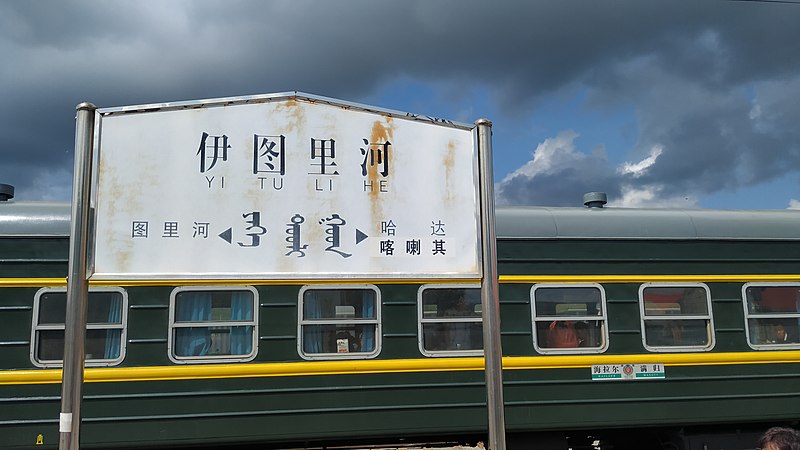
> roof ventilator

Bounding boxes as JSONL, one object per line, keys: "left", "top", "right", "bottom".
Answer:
{"left": 583, "top": 191, "right": 607, "bottom": 208}
{"left": 0, "top": 184, "right": 14, "bottom": 202}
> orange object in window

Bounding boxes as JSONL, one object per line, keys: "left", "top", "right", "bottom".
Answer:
{"left": 547, "top": 320, "right": 580, "bottom": 348}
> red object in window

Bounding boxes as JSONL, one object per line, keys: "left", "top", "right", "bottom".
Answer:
{"left": 760, "top": 288, "right": 799, "bottom": 312}
{"left": 547, "top": 321, "right": 579, "bottom": 348}
{"left": 645, "top": 291, "right": 683, "bottom": 304}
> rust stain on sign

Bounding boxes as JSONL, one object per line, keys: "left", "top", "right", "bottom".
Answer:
{"left": 275, "top": 99, "right": 304, "bottom": 135}
{"left": 367, "top": 118, "right": 395, "bottom": 230}
{"left": 97, "top": 143, "right": 144, "bottom": 274}
{"left": 443, "top": 140, "right": 458, "bottom": 206}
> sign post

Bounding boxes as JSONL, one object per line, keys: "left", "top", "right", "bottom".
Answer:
{"left": 59, "top": 102, "right": 96, "bottom": 450}
{"left": 476, "top": 119, "right": 506, "bottom": 450}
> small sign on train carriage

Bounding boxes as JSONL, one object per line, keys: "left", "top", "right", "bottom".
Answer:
{"left": 591, "top": 364, "right": 666, "bottom": 381}
{"left": 89, "top": 93, "right": 481, "bottom": 280}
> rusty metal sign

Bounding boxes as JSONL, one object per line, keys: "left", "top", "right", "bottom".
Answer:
{"left": 90, "top": 92, "right": 480, "bottom": 280}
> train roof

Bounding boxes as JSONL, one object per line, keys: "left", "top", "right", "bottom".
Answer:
{"left": 496, "top": 206, "right": 800, "bottom": 240}
{"left": 0, "top": 201, "right": 71, "bottom": 236}
{"left": 2, "top": 201, "right": 800, "bottom": 241}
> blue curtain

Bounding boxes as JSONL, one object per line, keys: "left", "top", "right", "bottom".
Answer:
{"left": 103, "top": 296, "right": 122, "bottom": 359}
{"left": 229, "top": 291, "right": 253, "bottom": 355}
{"left": 361, "top": 294, "right": 375, "bottom": 352}
{"left": 304, "top": 295, "right": 323, "bottom": 353}
{"left": 175, "top": 292, "right": 212, "bottom": 356}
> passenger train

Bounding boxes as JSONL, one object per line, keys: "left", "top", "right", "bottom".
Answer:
{"left": 1, "top": 186, "right": 799, "bottom": 449}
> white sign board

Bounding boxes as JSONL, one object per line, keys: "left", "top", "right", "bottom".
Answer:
{"left": 91, "top": 93, "right": 480, "bottom": 280}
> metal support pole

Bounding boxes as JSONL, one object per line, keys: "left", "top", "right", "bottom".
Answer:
{"left": 476, "top": 118, "right": 506, "bottom": 450}
{"left": 59, "top": 102, "right": 96, "bottom": 450}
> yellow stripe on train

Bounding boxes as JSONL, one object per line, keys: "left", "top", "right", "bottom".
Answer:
{"left": 4, "top": 274, "right": 800, "bottom": 287}
{"left": 2, "top": 351, "right": 800, "bottom": 386}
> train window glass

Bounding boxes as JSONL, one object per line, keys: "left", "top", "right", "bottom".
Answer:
{"left": 742, "top": 283, "right": 800, "bottom": 350}
{"left": 531, "top": 284, "right": 608, "bottom": 354}
{"left": 639, "top": 284, "right": 714, "bottom": 352}
{"left": 418, "top": 284, "right": 482, "bottom": 357}
{"left": 168, "top": 286, "right": 258, "bottom": 364}
{"left": 298, "top": 285, "right": 381, "bottom": 360}
{"left": 31, "top": 287, "right": 127, "bottom": 368}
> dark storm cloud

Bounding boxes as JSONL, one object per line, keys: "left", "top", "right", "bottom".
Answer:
{"left": 1, "top": 0, "right": 799, "bottom": 204}
{"left": 582, "top": 49, "right": 800, "bottom": 204}
{"left": 493, "top": 0, "right": 800, "bottom": 207}
{"left": 498, "top": 57, "right": 800, "bottom": 207}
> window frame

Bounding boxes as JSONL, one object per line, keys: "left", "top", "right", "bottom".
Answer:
{"left": 638, "top": 282, "right": 715, "bottom": 353}
{"left": 297, "top": 284, "right": 381, "bottom": 361}
{"left": 167, "top": 285, "right": 259, "bottom": 364}
{"left": 30, "top": 286, "right": 128, "bottom": 368}
{"left": 530, "top": 283, "right": 609, "bottom": 355}
{"left": 417, "top": 283, "right": 482, "bottom": 357}
{"left": 742, "top": 282, "right": 800, "bottom": 351}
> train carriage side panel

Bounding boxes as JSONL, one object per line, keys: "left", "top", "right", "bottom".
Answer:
{"left": 496, "top": 206, "right": 800, "bottom": 437}
{"left": 3, "top": 201, "right": 800, "bottom": 449}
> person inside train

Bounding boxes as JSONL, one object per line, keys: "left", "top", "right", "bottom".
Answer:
{"left": 774, "top": 323, "right": 789, "bottom": 343}
{"left": 547, "top": 320, "right": 580, "bottom": 348}
{"left": 769, "top": 322, "right": 797, "bottom": 344}
{"left": 758, "top": 426, "right": 800, "bottom": 450}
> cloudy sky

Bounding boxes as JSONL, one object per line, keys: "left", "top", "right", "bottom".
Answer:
{"left": 2, "top": 0, "right": 799, "bottom": 209}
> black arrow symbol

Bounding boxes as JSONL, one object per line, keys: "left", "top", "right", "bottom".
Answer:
{"left": 218, "top": 228, "right": 232, "bottom": 244}
{"left": 355, "top": 228, "right": 368, "bottom": 245}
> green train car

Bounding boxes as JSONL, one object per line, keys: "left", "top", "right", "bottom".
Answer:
{"left": 2, "top": 196, "right": 799, "bottom": 449}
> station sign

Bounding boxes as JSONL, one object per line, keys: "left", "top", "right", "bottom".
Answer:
{"left": 90, "top": 93, "right": 480, "bottom": 280}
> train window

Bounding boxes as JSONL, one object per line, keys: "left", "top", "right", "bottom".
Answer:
{"left": 639, "top": 284, "right": 714, "bottom": 352}
{"left": 418, "top": 284, "right": 482, "bottom": 357}
{"left": 298, "top": 285, "right": 380, "bottom": 360}
{"left": 30, "top": 287, "right": 127, "bottom": 368}
{"left": 531, "top": 284, "right": 608, "bottom": 354}
{"left": 742, "top": 283, "right": 800, "bottom": 350}
{"left": 168, "top": 286, "right": 258, "bottom": 364}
